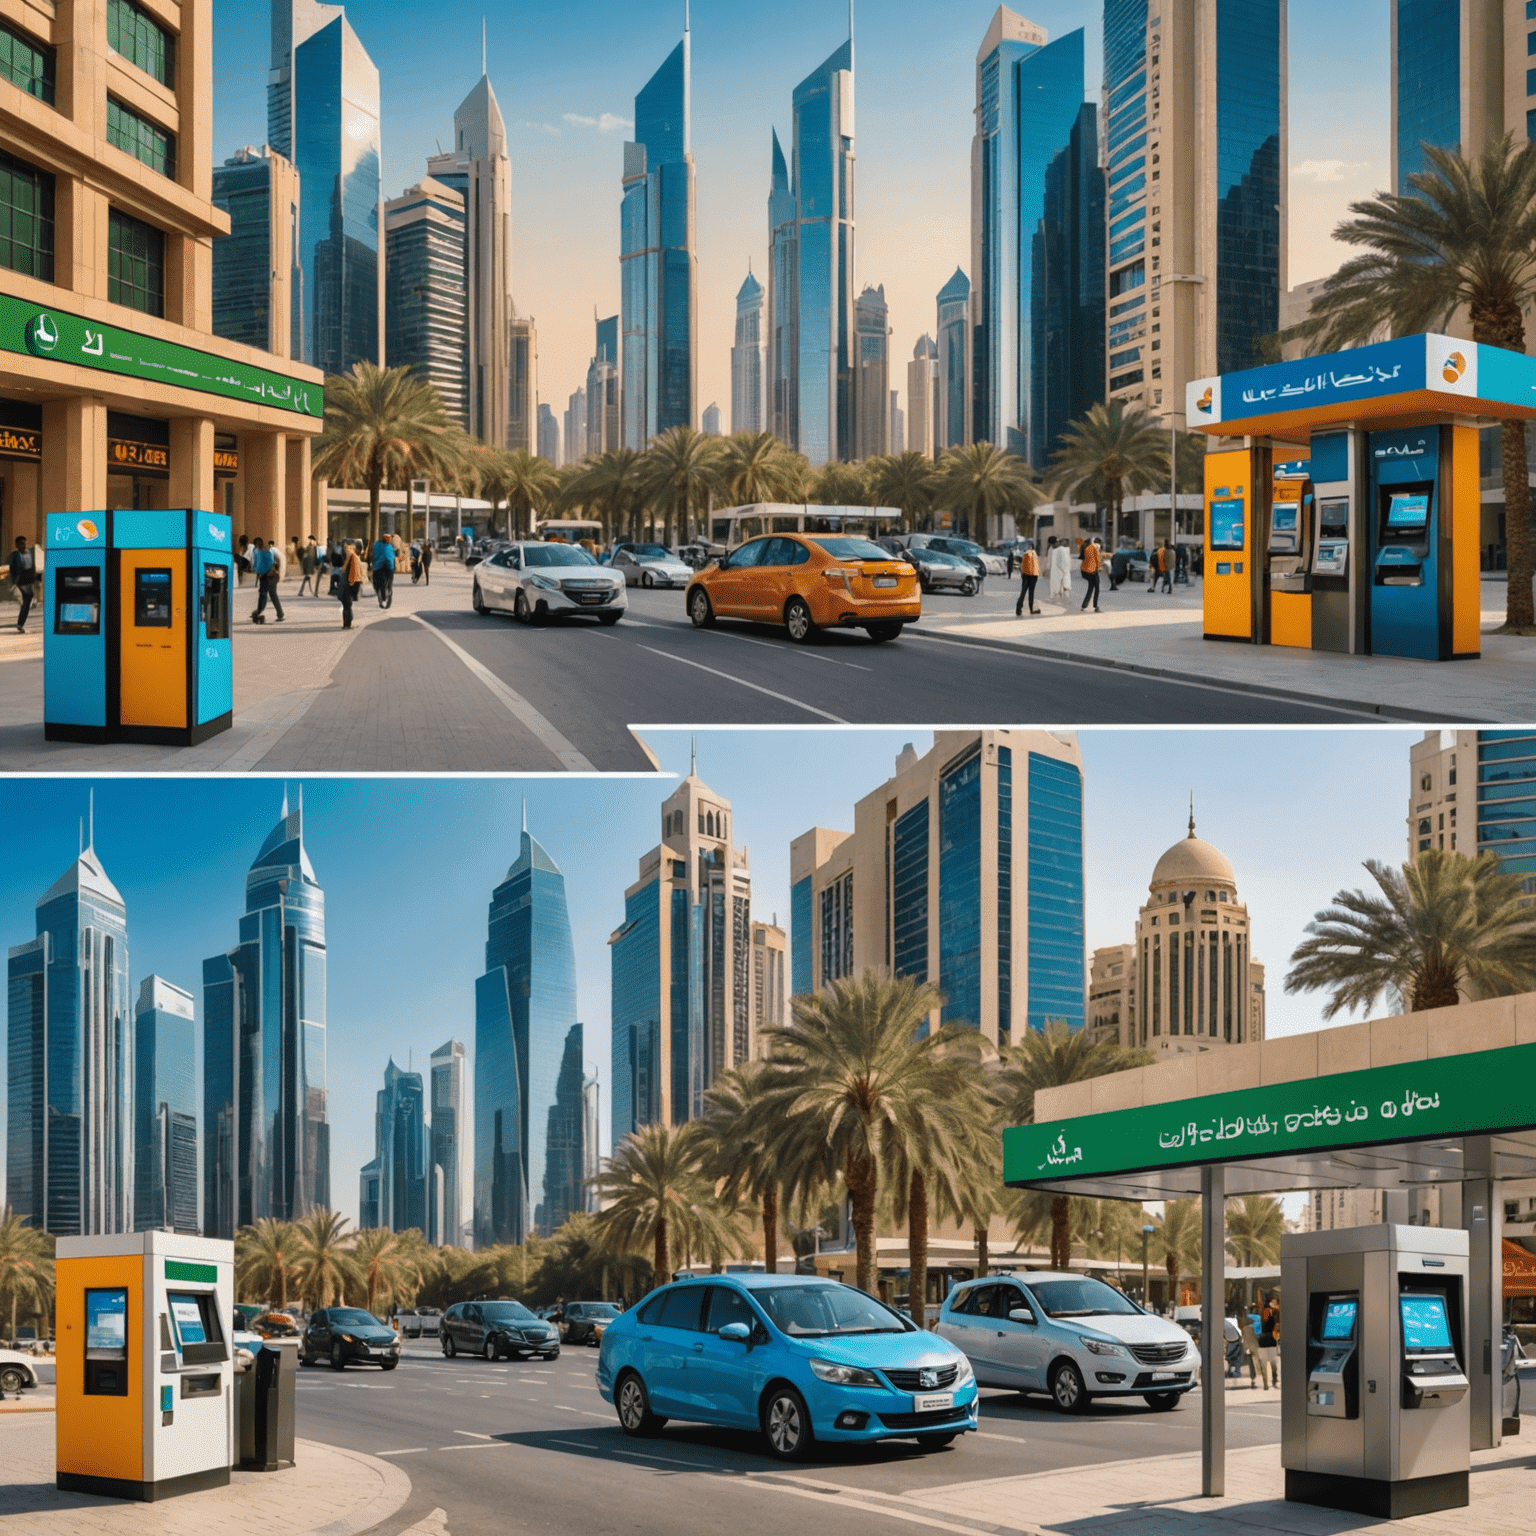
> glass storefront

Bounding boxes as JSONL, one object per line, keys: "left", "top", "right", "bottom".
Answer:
{"left": 105, "top": 411, "right": 169, "bottom": 511}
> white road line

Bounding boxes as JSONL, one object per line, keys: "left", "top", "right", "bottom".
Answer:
{"left": 738, "top": 1477, "right": 994, "bottom": 1534}
{"left": 553, "top": 1404, "right": 610, "bottom": 1419}
{"left": 544, "top": 1440, "right": 713, "bottom": 1471}
{"left": 700, "top": 626, "right": 875, "bottom": 673}
{"left": 453, "top": 1430, "right": 493, "bottom": 1439}
{"left": 972, "top": 1430, "right": 1027, "bottom": 1442}
{"left": 635, "top": 646, "right": 848, "bottom": 722}
{"left": 408, "top": 613, "right": 596, "bottom": 769}
{"left": 436, "top": 1442, "right": 512, "bottom": 1452}
{"left": 375, "top": 1448, "right": 429, "bottom": 1457}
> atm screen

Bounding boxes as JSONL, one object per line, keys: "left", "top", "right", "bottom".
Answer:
{"left": 1400, "top": 1293, "right": 1452, "bottom": 1352}
{"left": 1272, "top": 506, "right": 1299, "bottom": 532}
{"left": 1322, "top": 1298, "right": 1358, "bottom": 1341}
{"left": 1319, "top": 498, "right": 1350, "bottom": 538}
{"left": 1210, "top": 498, "right": 1245, "bottom": 551}
{"left": 1386, "top": 493, "right": 1429, "bottom": 532}
{"left": 134, "top": 569, "right": 173, "bottom": 627}
{"left": 168, "top": 1293, "right": 208, "bottom": 1346}
{"left": 86, "top": 1288, "right": 128, "bottom": 1353}
{"left": 55, "top": 569, "right": 101, "bottom": 635}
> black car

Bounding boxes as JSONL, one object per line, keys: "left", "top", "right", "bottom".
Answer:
{"left": 559, "top": 1301, "right": 621, "bottom": 1346}
{"left": 441, "top": 1299, "right": 560, "bottom": 1361}
{"left": 301, "top": 1306, "right": 400, "bottom": 1371}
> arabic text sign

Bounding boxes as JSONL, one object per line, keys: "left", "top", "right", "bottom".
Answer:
{"left": 1, "top": 291, "right": 322, "bottom": 420}
{"left": 1002, "top": 1040, "right": 1536, "bottom": 1187}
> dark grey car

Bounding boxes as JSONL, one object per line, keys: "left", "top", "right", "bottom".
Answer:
{"left": 441, "top": 1300, "right": 560, "bottom": 1361}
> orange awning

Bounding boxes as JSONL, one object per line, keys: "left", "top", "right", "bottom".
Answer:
{"left": 1503, "top": 1239, "right": 1536, "bottom": 1298}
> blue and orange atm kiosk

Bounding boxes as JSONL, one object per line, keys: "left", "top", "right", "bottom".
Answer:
{"left": 1188, "top": 334, "right": 1536, "bottom": 662}
{"left": 44, "top": 509, "right": 233, "bottom": 745}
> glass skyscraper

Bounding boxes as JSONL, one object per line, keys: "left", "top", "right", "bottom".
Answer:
{"left": 621, "top": 17, "right": 697, "bottom": 448}
{"left": 7, "top": 830, "right": 132, "bottom": 1236}
{"left": 134, "top": 976, "right": 198, "bottom": 1236}
{"left": 430, "top": 1039, "right": 469, "bottom": 1246}
{"left": 731, "top": 268, "right": 764, "bottom": 434}
{"left": 1394, "top": 0, "right": 1461, "bottom": 192}
{"left": 203, "top": 792, "right": 329, "bottom": 1238}
{"left": 211, "top": 145, "right": 302, "bottom": 359}
{"left": 854, "top": 283, "right": 889, "bottom": 460}
{"left": 359, "top": 1058, "right": 431, "bottom": 1237}
{"left": 935, "top": 268, "right": 970, "bottom": 451}
{"left": 384, "top": 178, "right": 468, "bottom": 428}
{"left": 474, "top": 818, "right": 584, "bottom": 1246}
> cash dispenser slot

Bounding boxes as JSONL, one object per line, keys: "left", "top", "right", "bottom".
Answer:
{"left": 1374, "top": 485, "right": 1432, "bottom": 588}
{"left": 1307, "top": 1292, "right": 1360, "bottom": 1419}
{"left": 1315, "top": 496, "right": 1350, "bottom": 580}
{"left": 1399, "top": 1285, "right": 1468, "bottom": 1410}
{"left": 1269, "top": 479, "right": 1313, "bottom": 593}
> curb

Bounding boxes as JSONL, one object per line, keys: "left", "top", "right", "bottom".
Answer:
{"left": 300, "top": 1440, "right": 413, "bottom": 1536}
{"left": 0, "top": 1401, "right": 55, "bottom": 1413}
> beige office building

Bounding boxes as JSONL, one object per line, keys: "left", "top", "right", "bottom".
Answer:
{"left": 751, "top": 918, "right": 787, "bottom": 1049}
{"left": 1408, "top": 729, "right": 1474, "bottom": 857}
{"left": 0, "top": 0, "right": 323, "bottom": 552}
{"left": 906, "top": 334, "right": 936, "bottom": 459}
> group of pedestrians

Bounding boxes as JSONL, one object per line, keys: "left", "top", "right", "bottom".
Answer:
{"left": 231, "top": 531, "right": 435, "bottom": 630}
{"left": 1008, "top": 534, "right": 1193, "bottom": 616}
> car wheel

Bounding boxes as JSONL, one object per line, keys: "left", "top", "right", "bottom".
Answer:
{"left": 301, "top": 1349, "right": 318, "bottom": 1367}
{"left": 598, "top": 612, "right": 622, "bottom": 626}
{"left": 866, "top": 621, "right": 903, "bottom": 643}
{"left": 762, "top": 1384, "right": 814, "bottom": 1461}
{"left": 1144, "top": 1391, "right": 1182, "bottom": 1411}
{"left": 641, "top": 569, "right": 655, "bottom": 588}
{"left": 688, "top": 588, "right": 716, "bottom": 628}
{"left": 443, "top": 1334, "right": 457, "bottom": 1358}
{"left": 380, "top": 1361, "right": 398, "bottom": 1372}
{"left": 0, "top": 1365, "right": 26, "bottom": 1394}
{"left": 514, "top": 590, "right": 531, "bottom": 623}
{"left": 784, "top": 597, "right": 816, "bottom": 644}
{"left": 616, "top": 1372, "right": 666, "bottom": 1437}
{"left": 485, "top": 1337, "right": 499, "bottom": 1361}
{"left": 1049, "top": 1360, "right": 1089, "bottom": 1414}
{"left": 917, "top": 1433, "right": 958, "bottom": 1449}
{"left": 961, "top": 576, "right": 977, "bottom": 596}
{"left": 330, "top": 1343, "right": 346, "bottom": 1372}
{"left": 472, "top": 582, "right": 488, "bottom": 615}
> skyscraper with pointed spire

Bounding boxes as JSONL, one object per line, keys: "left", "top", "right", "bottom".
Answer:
{"left": 7, "top": 804, "right": 133, "bottom": 1236}
{"left": 621, "top": 6, "right": 698, "bottom": 447}
{"left": 203, "top": 789, "right": 330, "bottom": 1238}
{"left": 732, "top": 267, "right": 764, "bottom": 434}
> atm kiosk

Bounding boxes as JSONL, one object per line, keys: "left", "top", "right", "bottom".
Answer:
{"left": 1282, "top": 1224, "right": 1470, "bottom": 1519}
{"left": 56, "top": 1231, "right": 235, "bottom": 1501}
{"left": 1266, "top": 471, "right": 1314, "bottom": 648}
{"left": 44, "top": 509, "right": 233, "bottom": 746}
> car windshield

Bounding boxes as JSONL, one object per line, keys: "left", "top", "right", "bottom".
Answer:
{"left": 806, "top": 537, "right": 893, "bottom": 561}
{"left": 757, "top": 1284, "right": 909, "bottom": 1337}
{"left": 523, "top": 544, "right": 596, "bottom": 568}
{"left": 1025, "top": 1278, "right": 1142, "bottom": 1319}
{"left": 581, "top": 1303, "right": 620, "bottom": 1318}
{"left": 479, "top": 1301, "right": 537, "bottom": 1322}
{"left": 327, "top": 1309, "right": 384, "bottom": 1328}
{"left": 630, "top": 546, "right": 671, "bottom": 560}
{"left": 946, "top": 540, "right": 983, "bottom": 556}
{"left": 923, "top": 550, "right": 965, "bottom": 566}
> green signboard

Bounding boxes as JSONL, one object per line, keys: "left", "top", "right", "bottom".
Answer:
{"left": 2, "top": 292, "right": 321, "bottom": 420}
{"left": 1003, "top": 1041, "right": 1536, "bottom": 1187}
{"left": 165, "top": 1260, "right": 218, "bottom": 1283}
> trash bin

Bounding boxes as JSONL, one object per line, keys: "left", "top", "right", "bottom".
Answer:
{"left": 239, "top": 1339, "right": 298, "bottom": 1471}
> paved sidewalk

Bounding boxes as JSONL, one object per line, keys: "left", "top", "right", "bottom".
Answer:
{"left": 0, "top": 1413, "right": 410, "bottom": 1535}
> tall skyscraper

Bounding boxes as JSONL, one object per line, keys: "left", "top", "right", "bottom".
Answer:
{"left": 854, "top": 284, "right": 890, "bottom": 461}
{"left": 564, "top": 387, "right": 588, "bottom": 468}
{"left": 134, "top": 977, "right": 198, "bottom": 1236}
{"left": 1408, "top": 730, "right": 1536, "bottom": 892}
{"left": 509, "top": 314, "right": 536, "bottom": 453}
{"left": 268, "top": 1, "right": 383, "bottom": 373}
{"left": 908, "top": 335, "right": 938, "bottom": 458}
{"left": 611, "top": 750, "right": 753, "bottom": 1142}
{"left": 702, "top": 402, "right": 722, "bottom": 435}
{"left": 621, "top": 13, "right": 698, "bottom": 447}
{"left": 935, "top": 269, "right": 970, "bottom": 451}
{"left": 790, "top": 731, "right": 1086, "bottom": 1044}
{"left": 732, "top": 268, "right": 765, "bottom": 433}
{"left": 7, "top": 822, "right": 132, "bottom": 1236}
{"left": 427, "top": 68, "right": 516, "bottom": 445}
{"left": 474, "top": 815, "right": 585, "bottom": 1247}
{"left": 384, "top": 178, "right": 469, "bottom": 429}
{"left": 430, "top": 1039, "right": 470, "bottom": 1246}
{"left": 767, "top": 23, "right": 857, "bottom": 465}
{"left": 969, "top": 10, "right": 1104, "bottom": 467}
{"left": 537, "top": 403, "right": 560, "bottom": 462}
{"left": 359, "top": 1059, "right": 431, "bottom": 1237}
{"left": 1103, "top": 0, "right": 1287, "bottom": 418}
{"left": 890, "top": 389, "right": 904, "bottom": 454}
{"left": 586, "top": 315, "right": 621, "bottom": 455}
{"left": 203, "top": 792, "right": 329, "bottom": 1239}
{"left": 211, "top": 146, "right": 302, "bottom": 358}
{"left": 751, "top": 919, "right": 787, "bottom": 1043}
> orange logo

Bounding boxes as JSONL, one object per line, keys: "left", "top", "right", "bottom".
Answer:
{"left": 76, "top": 519, "right": 98, "bottom": 541}
{"left": 1442, "top": 351, "right": 1466, "bottom": 384}
{"left": 1196, "top": 387, "right": 1213, "bottom": 414}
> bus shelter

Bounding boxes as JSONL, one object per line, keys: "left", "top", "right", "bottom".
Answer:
{"left": 1005, "top": 999, "right": 1536, "bottom": 1499}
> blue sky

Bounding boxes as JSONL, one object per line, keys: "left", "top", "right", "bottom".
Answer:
{"left": 211, "top": 0, "right": 1389, "bottom": 444}
{"left": 0, "top": 727, "right": 1418, "bottom": 1228}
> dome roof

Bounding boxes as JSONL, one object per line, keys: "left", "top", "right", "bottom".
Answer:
{"left": 1150, "top": 814, "right": 1236, "bottom": 889}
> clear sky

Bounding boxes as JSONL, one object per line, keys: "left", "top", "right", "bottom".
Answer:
{"left": 210, "top": 0, "right": 1389, "bottom": 448}
{"left": 0, "top": 726, "right": 1419, "bottom": 1229}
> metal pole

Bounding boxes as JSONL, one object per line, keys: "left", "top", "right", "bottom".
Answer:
{"left": 1201, "top": 1163, "right": 1225, "bottom": 1497}
{"left": 1141, "top": 1224, "right": 1154, "bottom": 1307}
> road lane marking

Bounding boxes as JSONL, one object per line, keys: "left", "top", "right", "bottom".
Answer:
{"left": 453, "top": 1430, "right": 493, "bottom": 1439}
{"left": 972, "top": 1431, "right": 1027, "bottom": 1442}
{"left": 553, "top": 1404, "right": 609, "bottom": 1418}
{"left": 376, "top": 1448, "right": 429, "bottom": 1457}
{"left": 543, "top": 1438, "right": 711, "bottom": 1471}
{"left": 407, "top": 613, "right": 597, "bottom": 769}
{"left": 436, "top": 1442, "right": 512, "bottom": 1452}
{"left": 635, "top": 646, "right": 848, "bottom": 722}
{"left": 740, "top": 1476, "right": 1001, "bottom": 1534}
{"left": 626, "top": 615, "right": 875, "bottom": 671}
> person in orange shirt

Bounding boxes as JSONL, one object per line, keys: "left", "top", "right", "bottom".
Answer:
{"left": 1079, "top": 537, "right": 1103, "bottom": 613}
{"left": 1014, "top": 541, "right": 1041, "bottom": 616}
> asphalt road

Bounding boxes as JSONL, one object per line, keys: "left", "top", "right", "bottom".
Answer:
{"left": 296, "top": 1339, "right": 1283, "bottom": 1536}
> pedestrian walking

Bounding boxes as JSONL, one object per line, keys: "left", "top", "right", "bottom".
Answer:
{"left": 371, "top": 534, "right": 395, "bottom": 608}
{"left": 340, "top": 541, "right": 364, "bottom": 629}
{"left": 409, "top": 541, "right": 423, "bottom": 584}
{"left": 235, "top": 534, "right": 251, "bottom": 586}
{"left": 421, "top": 539, "right": 433, "bottom": 586}
{"left": 1175, "top": 542, "right": 1189, "bottom": 585}
{"left": 8, "top": 535, "right": 37, "bottom": 632}
{"left": 1047, "top": 537, "right": 1072, "bottom": 602}
{"left": 249, "top": 538, "right": 285, "bottom": 623}
{"left": 298, "top": 536, "right": 319, "bottom": 596}
{"left": 1108, "top": 545, "right": 1130, "bottom": 591}
{"left": 1240, "top": 1310, "right": 1268, "bottom": 1389}
{"left": 1079, "top": 536, "right": 1102, "bottom": 612}
{"left": 1014, "top": 541, "right": 1040, "bottom": 616}
{"left": 1258, "top": 1293, "right": 1281, "bottom": 1387}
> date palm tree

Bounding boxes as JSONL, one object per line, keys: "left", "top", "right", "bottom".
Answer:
{"left": 1285, "top": 847, "right": 1536, "bottom": 1016}
{"left": 291, "top": 1209, "right": 357, "bottom": 1311}
{"left": 495, "top": 449, "right": 561, "bottom": 541}
{"left": 311, "top": 362, "right": 469, "bottom": 547}
{"left": 939, "top": 442, "right": 1041, "bottom": 545}
{"left": 807, "top": 460, "right": 872, "bottom": 507}
{"left": 566, "top": 447, "right": 648, "bottom": 545}
{"left": 717, "top": 432, "right": 808, "bottom": 506}
{"left": 0, "top": 1208, "right": 53, "bottom": 1345}
{"left": 234, "top": 1217, "right": 299, "bottom": 1310}
{"left": 639, "top": 426, "right": 726, "bottom": 548}
{"left": 701, "top": 1060, "right": 787, "bottom": 1274}
{"left": 1293, "top": 135, "right": 1536, "bottom": 631}
{"left": 350, "top": 1226, "right": 424, "bottom": 1316}
{"left": 1225, "top": 1195, "right": 1285, "bottom": 1267}
{"left": 1153, "top": 1198, "right": 1203, "bottom": 1308}
{"left": 867, "top": 451, "right": 942, "bottom": 532}
{"left": 1046, "top": 400, "right": 1169, "bottom": 547}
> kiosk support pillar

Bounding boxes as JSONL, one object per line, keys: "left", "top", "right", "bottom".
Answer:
{"left": 1461, "top": 1136, "right": 1503, "bottom": 1451}
{"left": 1201, "top": 1162, "right": 1225, "bottom": 1497}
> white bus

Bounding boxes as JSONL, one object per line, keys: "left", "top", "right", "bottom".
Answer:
{"left": 706, "top": 503, "right": 903, "bottom": 550}
{"left": 534, "top": 518, "right": 604, "bottom": 546}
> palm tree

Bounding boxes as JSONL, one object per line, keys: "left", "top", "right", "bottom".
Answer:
{"left": 717, "top": 432, "right": 808, "bottom": 506}
{"left": 867, "top": 451, "right": 941, "bottom": 532}
{"left": 1225, "top": 1195, "right": 1285, "bottom": 1267}
{"left": 1286, "top": 847, "right": 1536, "bottom": 1016}
{"left": 350, "top": 1227, "right": 423, "bottom": 1316}
{"left": 639, "top": 426, "right": 726, "bottom": 547}
{"left": 1078, "top": 1198, "right": 1149, "bottom": 1277}
{"left": 701, "top": 1060, "right": 787, "bottom": 1274}
{"left": 806, "top": 461, "right": 871, "bottom": 508}
{"left": 0, "top": 1208, "right": 53, "bottom": 1344}
{"left": 291, "top": 1208, "right": 357, "bottom": 1310}
{"left": 497, "top": 449, "right": 560, "bottom": 541}
{"left": 992, "top": 1022, "right": 1154, "bottom": 1270}
{"left": 1153, "top": 1198, "right": 1203, "bottom": 1308}
{"left": 235, "top": 1217, "right": 298, "bottom": 1309}
{"left": 1047, "top": 400, "right": 1169, "bottom": 547}
{"left": 311, "top": 362, "right": 468, "bottom": 547}
{"left": 939, "top": 442, "right": 1040, "bottom": 544}
{"left": 1294, "top": 135, "right": 1536, "bottom": 631}
{"left": 565, "top": 447, "right": 647, "bottom": 544}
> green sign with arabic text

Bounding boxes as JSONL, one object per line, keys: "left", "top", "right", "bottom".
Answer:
{"left": 1003, "top": 1041, "right": 1536, "bottom": 1187}
{"left": 1, "top": 292, "right": 321, "bottom": 419}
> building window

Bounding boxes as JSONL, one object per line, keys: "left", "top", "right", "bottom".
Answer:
{"left": 108, "top": 208, "right": 164, "bottom": 316}
{"left": 108, "top": 0, "right": 175, "bottom": 88}
{"left": 108, "top": 98, "right": 175, "bottom": 178}
{"left": 0, "top": 19, "right": 56, "bottom": 106}
{"left": 0, "top": 149, "right": 54, "bottom": 281}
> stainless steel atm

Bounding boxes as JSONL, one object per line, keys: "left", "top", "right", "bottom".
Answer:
{"left": 1282, "top": 1225, "right": 1470, "bottom": 1519}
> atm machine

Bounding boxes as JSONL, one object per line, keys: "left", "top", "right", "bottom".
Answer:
{"left": 1282, "top": 1224, "right": 1470, "bottom": 1519}
{"left": 1266, "top": 472, "right": 1314, "bottom": 648}
{"left": 1308, "top": 429, "right": 1363, "bottom": 655}
{"left": 1203, "top": 446, "right": 1270, "bottom": 642}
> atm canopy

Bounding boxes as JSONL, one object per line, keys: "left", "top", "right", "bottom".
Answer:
{"left": 1184, "top": 334, "right": 1536, "bottom": 444}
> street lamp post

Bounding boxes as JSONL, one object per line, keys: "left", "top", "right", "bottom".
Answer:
{"left": 1141, "top": 1223, "right": 1156, "bottom": 1307}
{"left": 1162, "top": 273, "right": 1206, "bottom": 552}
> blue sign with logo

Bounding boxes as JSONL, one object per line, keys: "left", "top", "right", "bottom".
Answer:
{"left": 1214, "top": 336, "right": 1427, "bottom": 425}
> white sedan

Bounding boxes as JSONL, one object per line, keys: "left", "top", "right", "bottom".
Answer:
{"left": 609, "top": 545, "right": 694, "bottom": 588}
{"left": 0, "top": 1348, "right": 41, "bottom": 1396}
{"left": 471, "top": 542, "right": 628, "bottom": 626}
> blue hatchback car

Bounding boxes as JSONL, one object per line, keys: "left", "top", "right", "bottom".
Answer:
{"left": 596, "top": 1274, "right": 978, "bottom": 1461}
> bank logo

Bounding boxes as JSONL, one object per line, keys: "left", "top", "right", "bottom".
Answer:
{"left": 25, "top": 313, "right": 59, "bottom": 356}
{"left": 1196, "top": 386, "right": 1213, "bottom": 415}
{"left": 206, "top": 522, "right": 227, "bottom": 543}
{"left": 76, "top": 519, "right": 98, "bottom": 542}
{"left": 1442, "top": 351, "right": 1467, "bottom": 384}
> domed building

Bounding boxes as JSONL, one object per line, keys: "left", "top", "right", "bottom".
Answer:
{"left": 1089, "top": 810, "right": 1265, "bottom": 1055}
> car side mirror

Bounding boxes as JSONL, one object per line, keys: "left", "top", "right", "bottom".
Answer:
{"left": 1009, "top": 1308, "right": 1036, "bottom": 1325}
{"left": 718, "top": 1322, "right": 751, "bottom": 1343}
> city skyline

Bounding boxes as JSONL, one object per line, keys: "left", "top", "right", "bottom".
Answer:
{"left": 208, "top": 0, "right": 1388, "bottom": 452}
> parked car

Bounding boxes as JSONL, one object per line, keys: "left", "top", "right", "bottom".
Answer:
{"left": 1116, "top": 547, "right": 1151, "bottom": 583}
{"left": 253, "top": 1311, "right": 302, "bottom": 1340}
{"left": 902, "top": 546, "right": 980, "bottom": 595}
{"left": 676, "top": 543, "right": 719, "bottom": 570}
{"left": 561, "top": 1301, "right": 623, "bottom": 1346}
{"left": 471, "top": 541, "right": 627, "bottom": 626}
{"left": 0, "top": 1347, "right": 41, "bottom": 1396}
{"left": 301, "top": 1306, "right": 401, "bottom": 1371}
{"left": 598, "top": 1274, "right": 977, "bottom": 1462}
{"left": 926, "top": 536, "right": 1006, "bottom": 578}
{"left": 936, "top": 1272, "right": 1199, "bottom": 1414}
{"left": 441, "top": 1300, "right": 560, "bottom": 1361}
{"left": 609, "top": 544, "right": 694, "bottom": 588}
{"left": 686, "top": 533, "right": 920, "bottom": 644}
{"left": 415, "top": 1307, "right": 442, "bottom": 1338}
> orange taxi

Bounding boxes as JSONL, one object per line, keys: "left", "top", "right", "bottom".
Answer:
{"left": 685, "top": 533, "right": 921, "bottom": 643}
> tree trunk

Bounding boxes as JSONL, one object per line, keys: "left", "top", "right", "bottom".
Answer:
{"left": 369, "top": 475, "right": 382, "bottom": 549}
{"left": 1051, "top": 1195, "right": 1071, "bottom": 1270}
{"left": 974, "top": 1224, "right": 990, "bottom": 1278}
{"left": 763, "top": 1186, "right": 779, "bottom": 1276}
{"left": 908, "top": 1170, "right": 929, "bottom": 1330}
{"left": 654, "top": 1217, "right": 669, "bottom": 1285}
{"left": 847, "top": 1155, "right": 879, "bottom": 1296}
{"left": 1411, "top": 964, "right": 1462, "bottom": 1011}
{"left": 1166, "top": 1252, "right": 1178, "bottom": 1307}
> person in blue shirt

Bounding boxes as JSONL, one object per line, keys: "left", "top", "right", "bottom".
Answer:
{"left": 371, "top": 536, "right": 395, "bottom": 609}
{"left": 250, "top": 537, "right": 284, "bottom": 623}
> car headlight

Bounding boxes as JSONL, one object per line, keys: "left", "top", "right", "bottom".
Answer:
{"left": 339, "top": 1334, "right": 356, "bottom": 1344}
{"left": 528, "top": 574, "right": 559, "bottom": 590}
{"left": 950, "top": 1354, "right": 975, "bottom": 1385}
{"left": 1078, "top": 1335, "right": 1131, "bottom": 1358}
{"left": 808, "top": 1358, "right": 882, "bottom": 1387}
